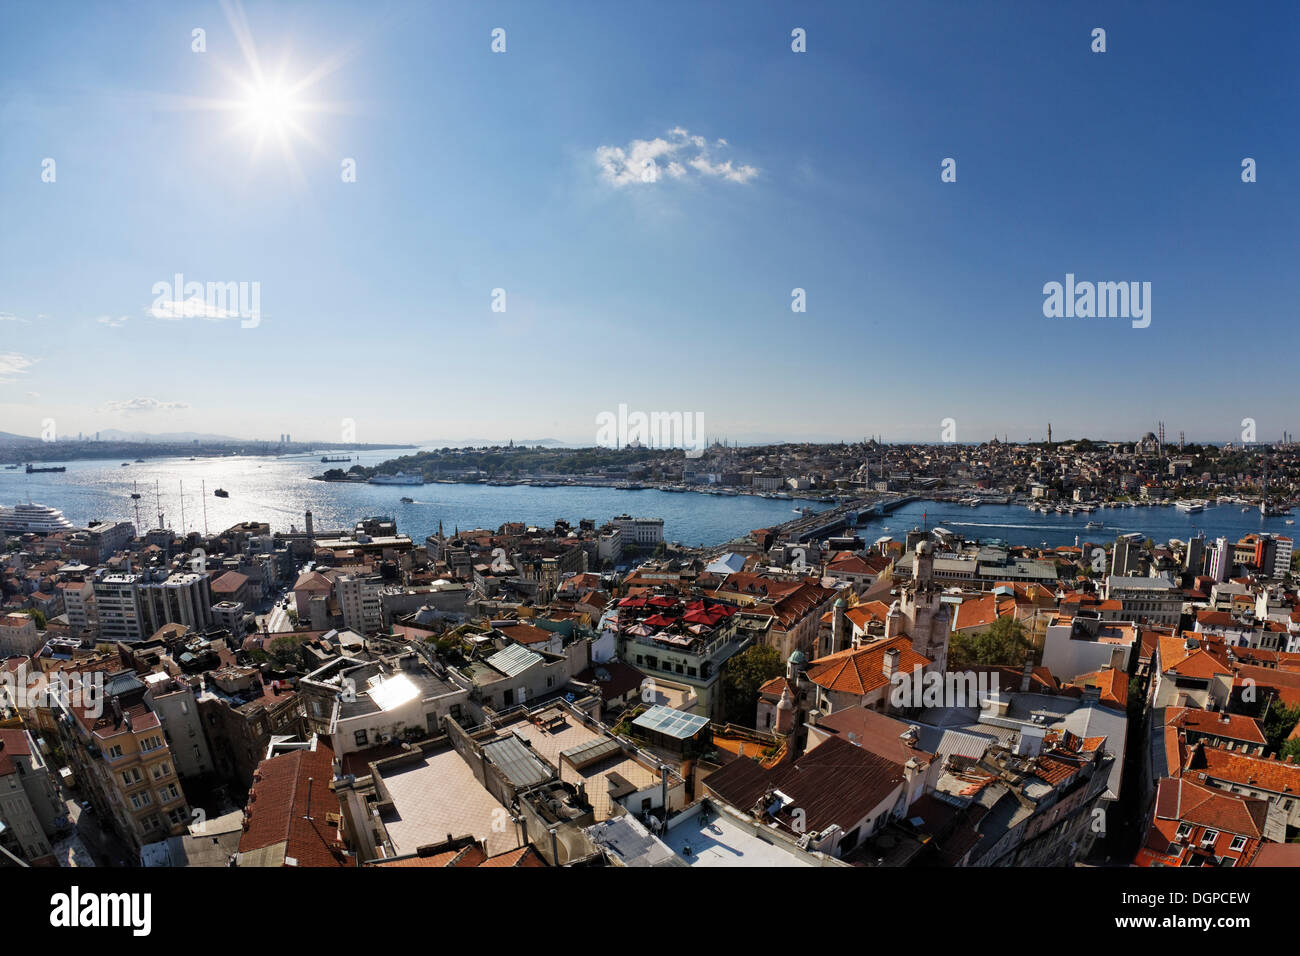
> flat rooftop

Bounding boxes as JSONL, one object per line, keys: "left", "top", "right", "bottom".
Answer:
{"left": 503, "top": 712, "right": 658, "bottom": 821}
{"left": 662, "top": 803, "right": 815, "bottom": 867}
{"left": 376, "top": 747, "right": 517, "bottom": 857}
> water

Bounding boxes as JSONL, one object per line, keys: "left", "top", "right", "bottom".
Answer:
{"left": 872, "top": 501, "right": 1293, "bottom": 548}
{"left": 0, "top": 451, "right": 833, "bottom": 548}
{"left": 3, "top": 453, "right": 1290, "bottom": 549}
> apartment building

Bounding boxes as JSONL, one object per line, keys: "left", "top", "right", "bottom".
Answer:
{"left": 609, "top": 515, "right": 664, "bottom": 547}
{"left": 92, "top": 569, "right": 214, "bottom": 643}
{"left": 0, "top": 613, "right": 41, "bottom": 659}
{"left": 337, "top": 573, "right": 383, "bottom": 634}
{"left": 54, "top": 670, "right": 191, "bottom": 853}
{"left": 0, "top": 728, "right": 64, "bottom": 866}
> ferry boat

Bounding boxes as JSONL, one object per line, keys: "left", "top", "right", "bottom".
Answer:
{"left": 1175, "top": 500, "right": 1206, "bottom": 514}
{"left": 1085, "top": 520, "right": 1103, "bottom": 529}
{"left": 369, "top": 472, "right": 426, "bottom": 486}
{"left": 400, "top": 496, "right": 414, "bottom": 504}
{"left": 0, "top": 502, "right": 75, "bottom": 534}
{"left": 213, "top": 488, "right": 229, "bottom": 498}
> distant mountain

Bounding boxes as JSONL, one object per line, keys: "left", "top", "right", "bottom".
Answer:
{"left": 412, "top": 437, "right": 569, "bottom": 448}
{"left": 94, "top": 429, "right": 244, "bottom": 443}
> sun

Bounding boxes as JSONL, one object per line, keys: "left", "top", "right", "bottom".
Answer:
{"left": 242, "top": 80, "right": 300, "bottom": 132}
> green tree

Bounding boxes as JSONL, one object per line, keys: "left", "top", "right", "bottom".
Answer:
{"left": 267, "top": 635, "right": 301, "bottom": 668}
{"left": 948, "top": 616, "right": 1034, "bottom": 669}
{"left": 1262, "top": 700, "right": 1300, "bottom": 753}
{"left": 721, "top": 644, "right": 784, "bottom": 727}
{"left": 20, "top": 609, "right": 46, "bottom": 629}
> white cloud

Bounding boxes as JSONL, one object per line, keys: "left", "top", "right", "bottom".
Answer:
{"left": 97, "top": 315, "right": 129, "bottom": 328}
{"left": 102, "top": 397, "right": 190, "bottom": 415}
{"left": 595, "top": 127, "right": 759, "bottom": 187}
{"left": 149, "top": 296, "right": 240, "bottom": 320}
{"left": 0, "top": 352, "right": 35, "bottom": 382}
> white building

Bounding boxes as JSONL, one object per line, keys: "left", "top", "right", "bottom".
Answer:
{"left": 610, "top": 515, "right": 664, "bottom": 547}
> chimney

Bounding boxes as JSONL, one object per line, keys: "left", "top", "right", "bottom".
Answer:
{"left": 882, "top": 647, "right": 900, "bottom": 682}
{"left": 1019, "top": 659, "right": 1034, "bottom": 693}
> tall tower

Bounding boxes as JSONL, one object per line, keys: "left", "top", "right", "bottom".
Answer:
{"left": 1047, "top": 423, "right": 1052, "bottom": 448}
{"left": 1158, "top": 421, "right": 1165, "bottom": 456}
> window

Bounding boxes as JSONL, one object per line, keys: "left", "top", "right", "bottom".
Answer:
{"left": 354, "top": 730, "right": 368, "bottom": 747}
{"left": 193, "top": 745, "right": 201, "bottom": 761}
{"left": 108, "top": 745, "right": 123, "bottom": 759}
{"left": 1175, "top": 822, "right": 1193, "bottom": 840}
{"left": 130, "top": 791, "right": 152, "bottom": 810}
{"left": 159, "top": 784, "right": 180, "bottom": 802}
{"left": 1229, "top": 836, "right": 1247, "bottom": 852}
{"left": 1201, "top": 828, "right": 1219, "bottom": 845}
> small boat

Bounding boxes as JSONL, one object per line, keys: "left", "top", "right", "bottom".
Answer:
{"left": 120, "top": 462, "right": 130, "bottom": 467}
{"left": 134, "top": 458, "right": 144, "bottom": 463}
{"left": 1288, "top": 520, "right": 1295, "bottom": 525}
{"left": 400, "top": 496, "right": 414, "bottom": 504}
{"left": 1085, "top": 521, "right": 1103, "bottom": 529}
{"left": 213, "top": 488, "right": 229, "bottom": 498}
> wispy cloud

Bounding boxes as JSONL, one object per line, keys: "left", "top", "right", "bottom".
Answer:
{"left": 0, "top": 352, "right": 36, "bottom": 382}
{"left": 148, "top": 296, "right": 242, "bottom": 320}
{"left": 0, "top": 312, "right": 30, "bottom": 324}
{"left": 97, "top": 314, "right": 129, "bottom": 328}
{"left": 595, "top": 127, "right": 759, "bottom": 187}
{"left": 102, "top": 397, "right": 190, "bottom": 415}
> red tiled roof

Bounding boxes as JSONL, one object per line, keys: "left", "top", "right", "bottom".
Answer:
{"left": 239, "top": 742, "right": 348, "bottom": 867}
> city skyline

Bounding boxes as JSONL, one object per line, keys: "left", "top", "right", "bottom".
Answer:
{"left": 2, "top": 1, "right": 1296, "bottom": 445}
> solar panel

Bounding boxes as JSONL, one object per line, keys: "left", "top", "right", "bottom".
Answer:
{"left": 633, "top": 705, "right": 709, "bottom": 740}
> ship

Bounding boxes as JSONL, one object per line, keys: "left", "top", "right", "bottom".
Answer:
{"left": 1085, "top": 521, "right": 1103, "bottom": 529}
{"left": 0, "top": 502, "right": 75, "bottom": 534}
{"left": 1175, "top": 500, "right": 1206, "bottom": 514}
{"left": 400, "top": 496, "right": 414, "bottom": 504}
{"left": 25, "top": 464, "right": 66, "bottom": 473}
{"left": 213, "top": 488, "right": 229, "bottom": 498}
{"left": 368, "top": 472, "right": 425, "bottom": 486}
{"left": 321, "top": 455, "right": 352, "bottom": 463}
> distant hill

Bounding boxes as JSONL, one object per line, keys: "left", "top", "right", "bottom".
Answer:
{"left": 95, "top": 429, "right": 244, "bottom": 443}
{"left": 0, "top": 431, "right": 36, "bottom": 444}
{"left": 412, "top": 437, "right": 568, "bottom": 448}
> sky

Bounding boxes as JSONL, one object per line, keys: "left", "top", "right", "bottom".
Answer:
{"left": 1, "top": 0, "right": 1297, "bottom": 447}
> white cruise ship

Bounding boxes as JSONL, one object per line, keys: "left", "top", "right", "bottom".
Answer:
{"left": 0, "top": 502, "right": 76, "bottom": 534}
{"left": 1175, "top": 500, "right": 1206, "bottom": 514}
{"left": 367, "top": 472, "right": 425, "bottom": 486}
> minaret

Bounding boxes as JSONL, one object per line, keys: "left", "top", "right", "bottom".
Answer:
{"left": 1047, "top": 423, "right": 1052, "bottom": 448}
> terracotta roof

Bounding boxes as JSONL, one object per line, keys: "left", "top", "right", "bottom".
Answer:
{"left": 1164, "top": 707, "right": 1267, "bottom": 745}
{"left": 239, "top": 741, "right": 349, "bottom": 867}
{"left": 704, "top": 734, "right": 905, "bottom": 835}
{"left": 805, "top": 637, "right": 930, "bottom": 696}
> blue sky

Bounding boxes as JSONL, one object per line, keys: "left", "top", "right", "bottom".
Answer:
{"left": 1, "top": 0, "right": 1296, "bottom": 446}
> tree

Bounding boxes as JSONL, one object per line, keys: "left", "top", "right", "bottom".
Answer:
{"left": 267, "top": 635, "right": 301, "bottom": 668}
{"left": 948, "top": 615, "right": 1034, "bottom": 669}
{"left": 19, "top": 609, "right": 46, "bottom": 629}
{"left": 720, "top": 644, "right": 784, "bottom": 727}
{"left": 1262, "top": 700, "right": 1300, "bottom": 754}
